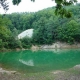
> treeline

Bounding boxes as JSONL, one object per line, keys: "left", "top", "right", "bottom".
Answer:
{"left": 0, "top": 4, "right": 80, "bottom": 50}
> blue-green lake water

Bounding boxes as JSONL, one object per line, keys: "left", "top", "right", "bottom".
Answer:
{"left": 0, "top": 49, "right": 80, "bottom": 73}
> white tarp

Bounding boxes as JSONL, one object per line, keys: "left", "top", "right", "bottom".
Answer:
{"left": 18, "top": 29, "right": 33, "bottom": 39}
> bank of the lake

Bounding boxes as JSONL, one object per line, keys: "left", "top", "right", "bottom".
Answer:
{"left": 0, "top": 65, "right": 80, "bottom": 80}
{"left": 0, "top": 42, "right": 80, "bottom": 52}
{"left": 31, "top": 42, "right": 80, "bottom": 51}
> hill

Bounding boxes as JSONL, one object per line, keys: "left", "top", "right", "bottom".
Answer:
{"left": 1, "top": 4, "right": 80, "bottom": 49}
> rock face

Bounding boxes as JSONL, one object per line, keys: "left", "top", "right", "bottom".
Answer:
{"left": 40, "top": 42, "right": 80, "bottom": 49}
{"left": 31, "top": 45, "right": 39, "bottom": 51}
{"left": 30, "top": 42, "right": 80, "bottom": 51}
{"left": 18, "top": 29, "right": 33, "bottom": 39}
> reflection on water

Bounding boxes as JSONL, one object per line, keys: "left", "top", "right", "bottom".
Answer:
{"left": 19, "top": 59, "right": 34, "bottom": 66}
{"left": 0, "top": 49, "right": 80, "bottom": 73}
{"left": 41, "top": 49, "right": 63, "bottom": 54}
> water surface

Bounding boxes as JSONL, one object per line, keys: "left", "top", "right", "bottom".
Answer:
{"left": 0, "top": 49, "right": 80, "bottom": 73}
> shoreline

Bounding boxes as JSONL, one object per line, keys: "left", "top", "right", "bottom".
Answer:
{"left": 0, "top": 42, "right": 80, "bottom": 52}
{"left": 31, "top": 42, "right": 80, "bottom": 51}
{"left": 0, "top": 64, "right": 80, "bottom": 80}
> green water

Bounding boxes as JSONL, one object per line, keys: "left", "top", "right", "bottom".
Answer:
{"left": 0, "top": 49, "right": 80, "bottom": 73}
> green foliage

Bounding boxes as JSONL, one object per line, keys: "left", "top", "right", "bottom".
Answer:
{"left": 56, "top": 20, "right": 80, "bottom": 44}
{"left": 0, "top": 26, "right": 11, "bottom": 39}
{"left": 8, "top": 37, "right": 22, "bottom": 49}
{"left": 1, "top": 4, "right": 80, "bottom": 50}
{"left": 32, "top": 16, "right": 56, "bottom": 44}
{"left": 30, "top": 0, "right": 77, "bottom": 18}
{"left": 6, "top": 13, "right": 35, "bottom": 31}
{"left": 20, "top": 37, "right": 32, "bottom": 49}
{"left": 54, "top": 0, "right": 77, "bottom": 18}
{"left": 0, "top": 39, "right": 3, "bottom": 48}
{"left": 0, "top": 0, "right": 78, "bottom": 18}
{"left": 0, "top": 25, "right": 11, "bottom": 48}
{"left": 12, "top": 0, "right": 21, "bottom": 5}
{"left": 0, "top": 0, "right": 9, "bottom": 12}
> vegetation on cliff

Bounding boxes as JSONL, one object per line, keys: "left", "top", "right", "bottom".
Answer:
{"left": 0, "top": 4, "right": 80, "bottom": 49}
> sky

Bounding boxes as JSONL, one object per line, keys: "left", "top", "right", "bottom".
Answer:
{"left": 0, "top": 0, "right": 80, "bottom": 14}
{"left": 0, "top": 0, "right": 56, "bottom": 14}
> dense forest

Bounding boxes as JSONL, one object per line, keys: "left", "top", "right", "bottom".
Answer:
{"left": 0, "top": 4, "right": 80, "bottom": 50}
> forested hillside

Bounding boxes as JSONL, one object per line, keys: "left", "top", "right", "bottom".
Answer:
{"left": 0, "top": 4, "right": 80, "bottom": 50}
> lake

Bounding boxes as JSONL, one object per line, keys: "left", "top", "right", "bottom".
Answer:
{"left": 0, "top": 49, "right": 80, "bottom": 73}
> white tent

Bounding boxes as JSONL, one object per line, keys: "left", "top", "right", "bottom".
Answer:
{"left": 18, "top": 29, "right": 33, "bottom": 39}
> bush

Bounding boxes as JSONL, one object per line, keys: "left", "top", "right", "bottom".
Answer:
{"left": 20, "top": 37, "right": 32, "bottom": 49}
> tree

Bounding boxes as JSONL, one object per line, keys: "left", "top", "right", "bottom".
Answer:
{"left": 56, "top": 20, "right": 80, "bottom": 43}
{"left": 54, "top": 0, "right": 77, "bottom": 17}
{"left": 0, "top": 26, "right": 11, "bottom": 48}
{"left": 20, "top": 37, "right": 32, "bottom": 49}
{"left": 0, "top": 0, "right": 77, "bottom": 17}
{"left": 13, "top": 0, "right": 77, "bottom": 17}
{"left": 0, "top": 0, "right": 9, "bottom": 12}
